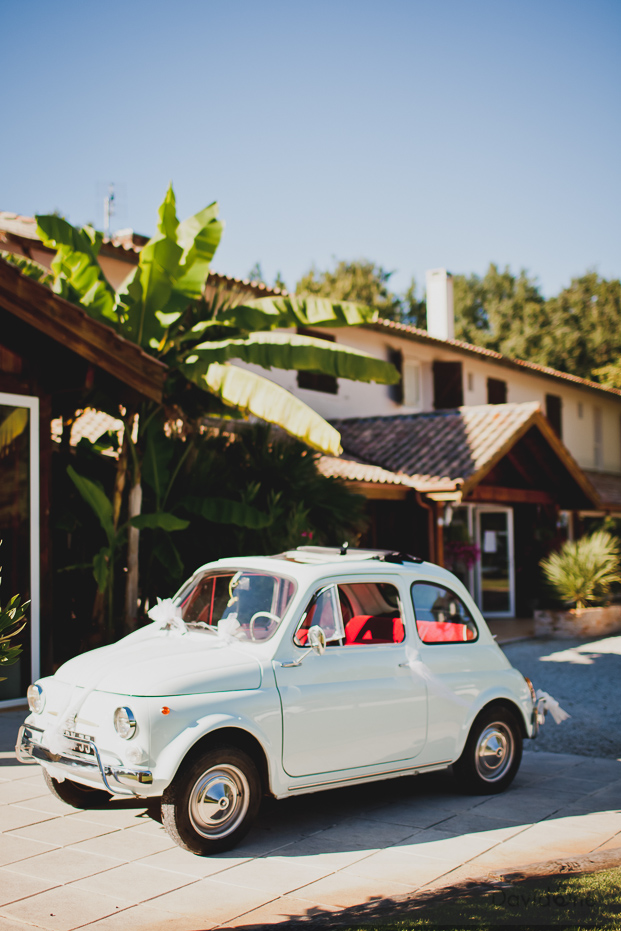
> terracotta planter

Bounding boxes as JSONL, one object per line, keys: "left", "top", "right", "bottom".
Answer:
{"left": 534, "top": 604, "right": 621, "bottom": 639}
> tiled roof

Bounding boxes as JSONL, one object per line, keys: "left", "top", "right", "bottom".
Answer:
{"left": 582, "top": 471, "right": 621, "bottom": 510}
{"left": 317, "top": 455, "right": 419, "bottom": 487}
{"left": 0, "top": 212, "right": 286, "bottom": 297}
{"left": 331, "top": 402, "right": 543, "bottom": 491}
{"left": 372, "top": 318, "right": 621, "bottom": 400}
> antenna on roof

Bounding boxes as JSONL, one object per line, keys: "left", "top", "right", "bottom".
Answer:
{"left": 340, "top": 542, "right": 349, "bottom": 556}
{"left": 103, "top": 183, "right": 115, "bottom": 240}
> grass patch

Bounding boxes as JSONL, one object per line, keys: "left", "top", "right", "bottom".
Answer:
{"left": 337, "top": 866, "right": 621, "bottom": 930}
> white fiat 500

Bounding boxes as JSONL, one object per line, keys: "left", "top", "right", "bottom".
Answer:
{"left": 18, "top": 547, "right": 546, "bottom": 855}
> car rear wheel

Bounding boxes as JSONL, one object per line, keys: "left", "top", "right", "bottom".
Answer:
{"left": 453, "top": 706, "right": 522, "bottom": 795}
{"left": 43, "top": 768, "right": 112, "bottom": 808}
{"left": 161, "top": 746, "right": 261, "bottom": 855}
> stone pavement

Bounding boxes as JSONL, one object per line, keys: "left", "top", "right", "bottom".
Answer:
{"left": 0, "top": 707, "right": 620, "bottom": 931}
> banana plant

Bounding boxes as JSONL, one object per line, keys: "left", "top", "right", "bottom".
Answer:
{"left": 26, "top": 186, "right": 399, "bottom": 627}
{"left": 0, "top": 542, "right": 28, "bottom": 680}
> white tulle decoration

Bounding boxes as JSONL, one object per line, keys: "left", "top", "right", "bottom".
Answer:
{"left": 148, "top": 598, "right": 187, "bottom": 633}
{"left": 536, "top": 689, "right": 570, "bottom": 724}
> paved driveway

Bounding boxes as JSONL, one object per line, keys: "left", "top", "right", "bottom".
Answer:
{"left": 1, "top": 638, "right": 620, "bottom": 930}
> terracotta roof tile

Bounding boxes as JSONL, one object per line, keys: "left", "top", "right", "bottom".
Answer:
{"left": 582, "top": 471, "right": 621, "bottom": 510}
{"left": 372, "top": 318, "right": 621, "bottom": 400}
{"left": 331, "top": 402, "right": 542, "bottom": 488}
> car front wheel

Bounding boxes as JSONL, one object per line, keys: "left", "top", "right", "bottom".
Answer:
{"left": 453, "top": 706, "right": 522, "bottom": 795}
{"left": 161, "top": 746, "right": 261, "bottom": 855}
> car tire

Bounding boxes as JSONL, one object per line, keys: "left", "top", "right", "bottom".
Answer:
{"left": 43, "top": 768, "right": 112, "bottom": 808}
{"left": 161, "top": 745, "right": 261, "bottom": 855}
{"left": 453, "top": 706, "right": 522, "bottom": 795}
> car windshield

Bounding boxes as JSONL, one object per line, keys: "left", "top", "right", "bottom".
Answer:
{"left": 177, "top": 570, "right": 296, "bottom": 642}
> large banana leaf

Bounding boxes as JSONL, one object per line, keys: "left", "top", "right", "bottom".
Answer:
{"left": 186, "top": 331, "right": 399, "bottom": 383}
{"left": 181, "top": 495, "right": 272, "bottom": 529}
{"left": 36, "top": 216, "right": 116, "bottom": 325}
{"left": 174, "top": 202, "right": 223, "bottom": 300}
{"left": 218, "top": 295, "right": 380, "bottom": 332}
{"left": 188, "top": 362, "right": 343, "bottom": 455}
{"left": 67, "top": 465, "right": 115, "bottom": 547}
{"left": 116, "top": 186, "right": 183, "bottom": 346}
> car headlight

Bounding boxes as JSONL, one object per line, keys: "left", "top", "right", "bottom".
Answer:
{"left": 27, "top": 684, "right": 45, "bottom": 714}
{"left": 113, "top": 706, "right": 137, "bottom": 739}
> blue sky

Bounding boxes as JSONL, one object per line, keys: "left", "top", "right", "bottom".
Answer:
{"left": 3, "top": 0, "right": 619, "bottom": 297}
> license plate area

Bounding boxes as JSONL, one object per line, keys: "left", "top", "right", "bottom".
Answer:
{"left": 63, "top": 730, "right": 95, "bottom": 756}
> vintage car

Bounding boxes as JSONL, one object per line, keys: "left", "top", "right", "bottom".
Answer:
{"left": 17, "top": 547, "right": 546, "bottom": 855}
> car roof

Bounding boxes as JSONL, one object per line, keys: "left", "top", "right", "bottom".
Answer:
{"left": 191, "top": 547, "right": 460, "bottom": 587}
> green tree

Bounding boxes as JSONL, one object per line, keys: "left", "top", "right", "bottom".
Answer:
{"left": 19, "top": 186, "right": 398, "bottom": 629}
{"left": 296, "top": 259, "right": 426, "bottom": 324}
{"left": 453, "top": 264, "right": 545, "bottom": 355}
{"left": 453, "top": 265, "right": 621, "bottom": 382}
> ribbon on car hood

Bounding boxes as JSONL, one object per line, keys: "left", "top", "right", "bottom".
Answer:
{"left": 147, "top": 598, "right": 188, "bottom": 633}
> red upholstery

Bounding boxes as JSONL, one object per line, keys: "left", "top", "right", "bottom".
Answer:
{"left": 416, "top": 620, "right": 476, "bottom": 643}
{"left": 345, "top": 614, "right": 404, "bottom": 645}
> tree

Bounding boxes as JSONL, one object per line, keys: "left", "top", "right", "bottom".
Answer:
{"left": 453, "top": 265, "right": 621, "bottom": 382}
{"left": 452, "top": 264, "right": 545, "bottom": 355}
{"left": 22, "top": 186, "right": 398, "bottom": 629}
{"left": 296, "top": 259, "right": 426, "bottom": 325}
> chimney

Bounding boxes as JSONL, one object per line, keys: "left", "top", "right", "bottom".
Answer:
{"left": 425, "top": 268, "right": 454, "bottom": 341}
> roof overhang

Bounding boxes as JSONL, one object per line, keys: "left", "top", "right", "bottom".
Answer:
{"left": 0, "top": 258, "right": 167, "bottom": 403}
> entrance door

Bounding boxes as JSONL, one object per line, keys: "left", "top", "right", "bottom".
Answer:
{"left": 475, "top": 508, "right": 515, "bottom": 617}
{"left": 0, "top": 394, "right": 39, "bottom": 706}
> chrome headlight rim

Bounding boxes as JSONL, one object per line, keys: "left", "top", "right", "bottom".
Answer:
{"left": 113, "top": 706, "right": 137, "bottom": 740}
{"left": 27, "top": 683, "right": 45, "bottom": 714}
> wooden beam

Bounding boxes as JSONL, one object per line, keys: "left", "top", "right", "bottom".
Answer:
{"left": 467, "top": 486, "right": 554, "bottom": 505}
{"left": 0, "top": 260, "right": 166, "bottom": 403}
{"left": 345, "top": 481, "right": 409, "bottom": 500}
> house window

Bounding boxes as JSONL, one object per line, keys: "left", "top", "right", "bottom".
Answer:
{"left": 578, "top": 402, "right": 583, "bottom": 419}
{"left": 545, "top": 394, "right": 563, "bottom": 438}
{"left": 594, "top": 407, "right": 603, "bottom": 469}
{"left": 403, "top": 360, "right": 421, "bottom": 408}
{"left": 296, "top": 329, "right": 338, "bottom": 395}
{"left": 387, "top": 349, "right": 403, "bottom": 404}
{"left": 467, "top": 372, "right": 474, "bottom": 392}
{"left": 433, "top": 361, "right": 463, "bottom": 409}
{"left": 487, "top": 377, "right": 507, "bottom": 405}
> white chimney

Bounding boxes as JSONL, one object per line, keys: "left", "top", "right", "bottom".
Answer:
{"left": 425, "top": 268, "right": 454, "bottom": 341}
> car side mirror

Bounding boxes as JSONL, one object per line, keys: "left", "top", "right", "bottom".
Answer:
{"left": 307, "top": 626, "right": 326, "bottom": 655}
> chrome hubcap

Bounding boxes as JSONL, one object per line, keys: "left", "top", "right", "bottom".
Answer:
{"left": 188, "top": 764, "right": 250, "bottom": 839}
{"left": 475, "top": 723, "right": 514, "bottom": 782}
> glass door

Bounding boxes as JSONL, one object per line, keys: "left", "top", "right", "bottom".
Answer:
{"left": 0, "top": 393, "right": 39, "bottom": 706}
{"left": 475, "top": 508, "right": 515, "bottom": 617}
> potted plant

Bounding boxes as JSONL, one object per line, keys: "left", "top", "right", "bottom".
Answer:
{"left": 535, "top": 531, "right": 621, "bottom": 638}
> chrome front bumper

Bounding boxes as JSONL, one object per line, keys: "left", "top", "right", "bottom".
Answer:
{"left": 16, "top": 724, "right": 153, "bottom": 796}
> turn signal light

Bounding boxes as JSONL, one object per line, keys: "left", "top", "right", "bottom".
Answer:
{"left": 160, "top": 706, "right": 171, "bottom": 715}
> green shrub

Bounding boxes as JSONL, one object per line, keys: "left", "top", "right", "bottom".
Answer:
{"left": 0, "top": 542, "right": 27, "bottom": 680}
{"left": 540, "top": 530, "right": 621, "bottom": 609}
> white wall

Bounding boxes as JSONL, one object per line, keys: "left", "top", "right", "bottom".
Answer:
{"left": 237, "top": 325, "right": 621, "bottom": 475}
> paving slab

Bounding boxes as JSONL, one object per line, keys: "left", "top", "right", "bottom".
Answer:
{"left": 1, "top": 704, "right": 620, "bottom": 930}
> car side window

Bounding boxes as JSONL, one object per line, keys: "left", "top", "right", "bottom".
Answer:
{"left": 294, "top": 581, "right": 405, "bottom": 647}
{"left": 411, "top": 582, "right": 478, "bottom": 644}
{"left": 294, "top": 586, "right": 345, "bottom": 646}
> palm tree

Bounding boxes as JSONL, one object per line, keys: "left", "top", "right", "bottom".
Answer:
{"left": 26, "top": 186, "right": 398, "bottom": 625}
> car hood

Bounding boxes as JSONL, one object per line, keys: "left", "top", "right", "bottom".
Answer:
{"left": 54, "top": 625, "right": 262, "bottom": 696}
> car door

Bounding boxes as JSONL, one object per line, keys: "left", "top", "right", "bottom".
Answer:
{"left": 273, "top": 577, "right": 428, "bottom": 777}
